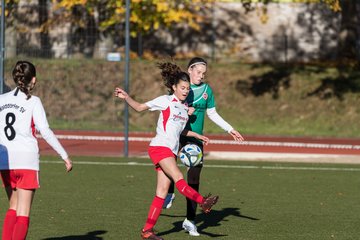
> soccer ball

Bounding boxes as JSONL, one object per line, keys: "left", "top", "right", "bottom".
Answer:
{"left": 178, "top": 144, "right": 203, "bottom": 167}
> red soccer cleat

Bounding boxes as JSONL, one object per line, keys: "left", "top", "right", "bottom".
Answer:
{"left": 200, "top": 194, "right": 219, "bottom": 213}
{"left": 141, "top": 228, "right": 164, "bottom": 240}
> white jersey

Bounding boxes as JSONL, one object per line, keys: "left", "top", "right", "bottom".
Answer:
{"left": 0, "top": 88, "right": 68, "bottom": 170}
{"left": 146, "top": 94, "right": 189, "bottom": 154}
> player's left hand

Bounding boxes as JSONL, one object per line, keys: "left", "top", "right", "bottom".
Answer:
{"left": 229, "top": 129, "right": 244, "bottom": 142}
{"left": 64, "top": 158, "right": 73, "bottom": 172}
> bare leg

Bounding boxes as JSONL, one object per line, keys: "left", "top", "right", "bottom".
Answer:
{"left": 15, "top": 189, "right": 35, "bottom": 217}
{"left": 158, "top": 157, "right": 184, "bottom": 183}
{"left": 5, "top": 187, "right": 17, "bottom": 210}
{"left": 158, "top": 157, "right": 203, "bottom": 204}
{"left": 12, "top": 189, "right": 35, "bottom": 240}
{"left": 156, "top": 170, "right": 172, "bottom": 199}
{"left": 2, "top": 188, "right": 34, "bottom": 240}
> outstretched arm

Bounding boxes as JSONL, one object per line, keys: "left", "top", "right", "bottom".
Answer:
{"left": 64, "top": 158, "right": 73, "bottom": 172}
{"left": 229, "top": 129, "right": 244, "bottom": 142}
{"left": 114, "top": 87, "right": 149, "bottom": 112}
{"left": 206, "top": 107, "right": 244, "bottom": 142}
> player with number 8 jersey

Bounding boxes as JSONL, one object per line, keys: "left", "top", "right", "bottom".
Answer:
{"left": 0, "top": 90, "right": 68, "bottom": 170}
{"left": 0, "top": 61, "right": 72, "bottom": 240}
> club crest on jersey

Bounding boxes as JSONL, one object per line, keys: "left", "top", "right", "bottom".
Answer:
{"left": 202, "top": 92, "right": 208, "bottom": 100}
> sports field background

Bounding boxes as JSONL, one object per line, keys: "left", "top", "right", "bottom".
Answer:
{"left": 1, "top": 2, "right": 360, "bottom": 239}
{"left": 4, "top": 59, "right": 360, "bottom": 138}
{"left": 0, "top": 156, "right": 358, "bottom": 240}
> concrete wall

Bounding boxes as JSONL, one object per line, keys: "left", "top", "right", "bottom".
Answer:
{"left": 150, "top": 2, "right": 341, "bottom": 62}
{"left": 5, "top": 2, "right": 343, "bottom": 62}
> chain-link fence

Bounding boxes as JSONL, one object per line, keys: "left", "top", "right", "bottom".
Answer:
{"left": 1, "top": 1, "right": 352, "bottom": 62}
{"left": 0, "top": 1, "right": 358, "bottom": 131}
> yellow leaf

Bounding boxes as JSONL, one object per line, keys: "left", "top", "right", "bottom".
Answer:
{"left": 131, "top": 13, "right": 139, "bottom": 22}
{"left": 115, "top": 8, "right": 125, "bottom": 14}
{"left": 156, "top": 2, "right": 169, "bottom": 12}
{"left": 154, "top": 21, "right": 159, "bottom": 30}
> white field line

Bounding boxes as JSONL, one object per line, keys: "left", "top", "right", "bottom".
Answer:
{"left": 37, "top": 134, "right": 360, "bottom": 150}
{"left": 41, "top": 160, "right": 360, "bottom": 172}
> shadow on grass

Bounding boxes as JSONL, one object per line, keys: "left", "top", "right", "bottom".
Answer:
{"left": 237, "top": 63, "right": 360, "bottom": 101}
{"left": 42, "top": 230, "right": 107, "bottom": 240}
{"left": 160, "top": 207, "right": 259, "bottom": 238}
{"left": 306, "top": 73, "right": 360, "bottom": 100}
{"left": 236, "top": 66, "right": 291, "bottom": 99}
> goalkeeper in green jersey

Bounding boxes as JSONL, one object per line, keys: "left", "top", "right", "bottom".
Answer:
{"left": 164, "top": 57, "right": 244, "bottom": 237}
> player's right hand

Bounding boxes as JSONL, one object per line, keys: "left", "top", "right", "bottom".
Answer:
{"left": 198, "top": 134, "right": 209, "bottom": 145}
{"left": 114, "top": 87, "right": 129, "bottom": 100}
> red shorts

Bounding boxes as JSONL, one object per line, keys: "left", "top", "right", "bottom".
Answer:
{"left": 1, "top": 170, "right": 40, "bottom": 189}
{"left": 148, "top": 146, "right": 176, "bottom": 171}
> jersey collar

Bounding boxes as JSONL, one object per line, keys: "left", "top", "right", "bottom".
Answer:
{"left": 190, "top": 82, "right": 205, "bottom": 89}
{"left": 171, "top": 94, "right": 186, "bottom": 104}
{"left": 171, "top": 94, "right": 179, "bottom": 102}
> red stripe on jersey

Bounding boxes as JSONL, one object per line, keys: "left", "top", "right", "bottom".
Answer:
{"left": 172, "top": 98, "right": 178, "bottom": 102}
{"left": 162, "top": 107, "right": 170, "bottom": 132}
{"left": 31, "top": 117, "right": 36, "bottom": 138}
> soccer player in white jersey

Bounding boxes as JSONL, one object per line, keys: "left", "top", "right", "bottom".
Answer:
{"left": 114, "top": 62, "right": 219, "bottom": 240}
{"left": 0, "top": 61, "right": 73, "bottom": 240}
{"left": 164, "top": 57, "right": 244, "bottom": 236}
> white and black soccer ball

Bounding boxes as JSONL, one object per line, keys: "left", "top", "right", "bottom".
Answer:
{"left": 178, "top": 144, "right": 203, "bottom": 167}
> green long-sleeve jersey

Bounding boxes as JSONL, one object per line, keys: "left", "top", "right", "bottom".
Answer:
{"left": 185, "top": 82, "right": 215, "bottom": 136}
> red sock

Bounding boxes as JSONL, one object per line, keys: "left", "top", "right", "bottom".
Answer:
{"left": 12, "top": 216, "right": 29, "bottom": 240}
{"left": 143, "top": 196, "right": 165, "bottom": 231}
{"left": 2, "top": 209, "right": 17, "bottom": 240}
{"left": 175, "top": 179, "right": 203, "bottom": 204}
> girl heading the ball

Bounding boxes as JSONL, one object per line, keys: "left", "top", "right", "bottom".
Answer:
{"left": 114, "top": 61, "right": 219, "bottom": 240}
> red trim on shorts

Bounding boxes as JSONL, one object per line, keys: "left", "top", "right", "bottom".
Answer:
{"left": 148, "top": 146, "right": 176, "bottom": 171}
{"left": 1, "top": 170, "right": 40, "bottom": 189}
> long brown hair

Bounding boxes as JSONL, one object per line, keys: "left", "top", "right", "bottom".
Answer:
{"left": 12, "top": 61, "right": 36, "bottom": 100}
{"left": 157, "top": 62, "right": 190, "bottom": 94}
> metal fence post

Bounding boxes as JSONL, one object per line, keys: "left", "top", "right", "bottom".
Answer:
{"left": 0, "top": 0, "right": 5, "bottom": 94}
{"left": 124, "top": 0, "right": 130, "bottom": 158}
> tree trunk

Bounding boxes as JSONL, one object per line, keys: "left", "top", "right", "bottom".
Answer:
{"left": 38, "top": 0, "right": 51, "bottom": 58}
{"left": 337, "top": 0, "right": 359, "bottom": 60}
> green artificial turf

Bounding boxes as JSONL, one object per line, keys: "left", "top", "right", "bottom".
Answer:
{"left": 1, "top": 156, "right": 359, "bottom": 239}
